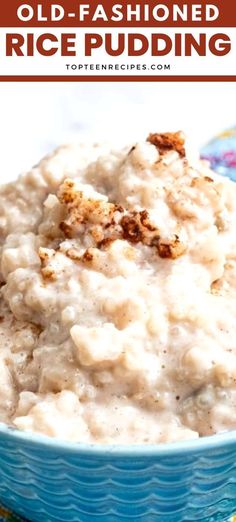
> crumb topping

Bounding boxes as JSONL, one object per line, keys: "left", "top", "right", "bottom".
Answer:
{"left": 147, "top": 131, "right": 186, "bottom": 158}
{"left": 39, "top": 247, "right": 57, "bottom": 281}
{"left": 58, "top": 180, "right": 186, "bottom": 260}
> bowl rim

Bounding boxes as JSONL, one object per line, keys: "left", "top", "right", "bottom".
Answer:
{"left": 1, "top": 422, "right": 236, "bottom": 456}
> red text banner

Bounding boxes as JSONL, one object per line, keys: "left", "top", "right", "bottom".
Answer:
{"left": 0, "top": 1, "right": 235, "bottom": 28}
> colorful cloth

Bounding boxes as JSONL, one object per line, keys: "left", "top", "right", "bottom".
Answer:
{"left": 0, "top": 506, "right": 27, "bottom": 521}
{"left": 201, "top": 127, "right": 236, "bottom": 181}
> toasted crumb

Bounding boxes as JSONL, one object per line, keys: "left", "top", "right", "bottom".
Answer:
{"left": 38, "top": 248, "right": 50, "bottom": 263}
{"left": 65, "top": 248, "right": 81, "bottom": 262}
{"left": 59, "top": 221, "right": 74, "bottom": 239}
{"left": 120, "top": 215, "right": 143, "bottom": 244}
{"left": 157, "top": 236, "right": 187, "bottom": 259}
{"left": 147, "top": 131, "right": 186, "bottom": 158}
{"left": 82, "top": 249, "right": 94, "bottom": 263}
{"left": 41, "top": 267, "right": 57, "bottom": 281}
{"left": 39, "top": 247, "right": 57, "bottom": 281}
{"left": 98, "top": 237, "right": 116, "bottom": 249}
{"left": 139, "top": 210, "right": 156, "bottom": 231}
{"left": 58, "top": 181, "right": 186, "bottom": 261}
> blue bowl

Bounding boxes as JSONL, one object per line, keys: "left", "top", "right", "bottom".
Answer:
{"left": 0, "top": 424, "right": 236, "bottom": 522}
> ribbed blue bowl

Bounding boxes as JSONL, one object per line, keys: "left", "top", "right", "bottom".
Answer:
{"left": 0, "top": 425, "right": 236, "bottom": 522}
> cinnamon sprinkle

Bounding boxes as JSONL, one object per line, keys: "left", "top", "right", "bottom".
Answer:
{"left": 58, "top": 179, "right": 186, "bottom": 261}
{"left": 147, "top": 131, "right": 186, "bottom": 158}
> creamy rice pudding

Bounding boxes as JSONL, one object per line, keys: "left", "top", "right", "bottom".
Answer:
{"left": 0, "top": 132, "right": 235, "bottom": 443}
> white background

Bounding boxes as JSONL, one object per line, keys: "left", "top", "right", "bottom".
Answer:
{"left": 0, "top": 28, "right": 235, "bottom": 76}
{"left": 0, "top": 81, "right": 235, "bottom": 181}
